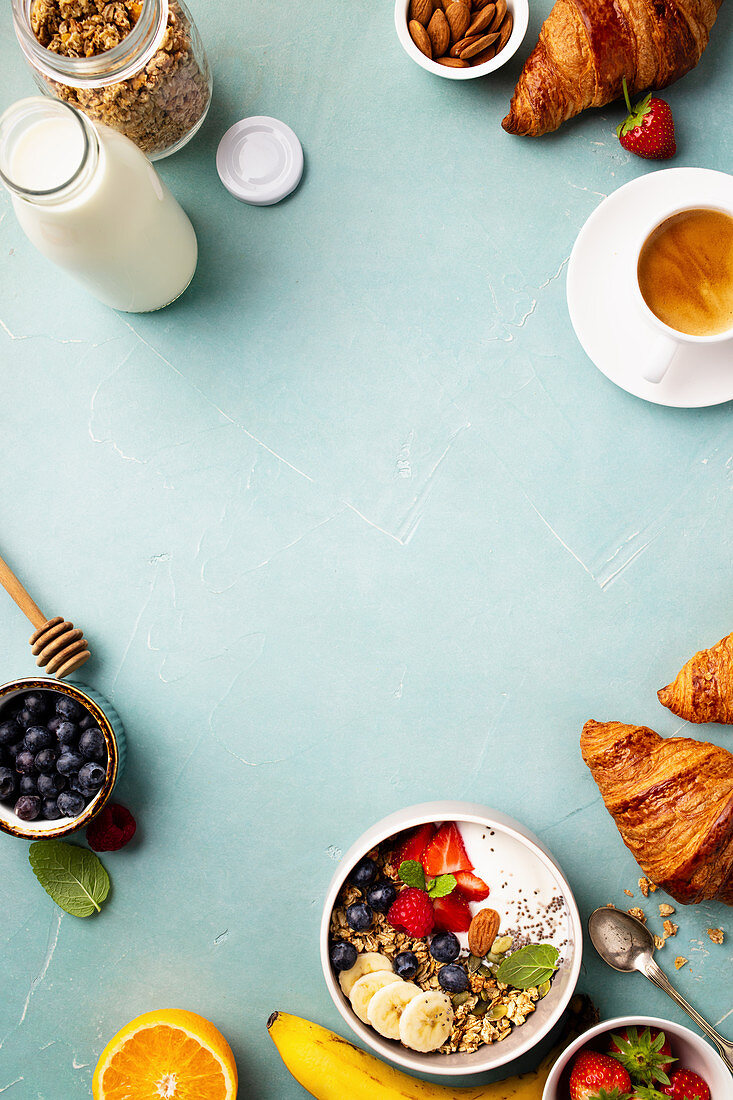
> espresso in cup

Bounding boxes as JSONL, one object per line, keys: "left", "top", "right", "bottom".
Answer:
{"left": 637, "top": 207, "right": 733, "bottom": 337}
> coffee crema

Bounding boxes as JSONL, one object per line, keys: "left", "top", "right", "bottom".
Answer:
{"left": 637, "top": 207, "right": 733, "bottom": 337}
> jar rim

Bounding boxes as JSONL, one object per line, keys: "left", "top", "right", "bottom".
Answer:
{"left": 12, "top": 0, "right": 169, "bottom": 87}
{"left": 0, "top": 97, "right": 99, "bottom": 202}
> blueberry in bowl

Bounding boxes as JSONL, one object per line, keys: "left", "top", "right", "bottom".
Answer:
{"left": 0, "top": 678, "right": 125, "bottom": 840}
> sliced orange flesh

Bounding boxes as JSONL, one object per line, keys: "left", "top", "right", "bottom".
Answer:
{"left": 100, "top": 1024, "right": 229, "bottom": 1099}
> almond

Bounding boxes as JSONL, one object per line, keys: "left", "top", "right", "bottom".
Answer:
{"left": 469, "top": 42, "right": 497, "bottom": 64}
{"left": 450, "top": 33, "right": 479, "bottom": 56}
{"left": 427, "top": 8, "right": 451, "bottom": 56}
{"left": 473, "top": 0, "right": 493, "bottom": 9}
{"left": 466, "top": 3, "right": 495, "bottom": 35}
{"left": 468, "top": 907, "right": 501, "bottom": 957}
{"left": 495, "top": 11, "right": 513, "bottom": 50}
{"left": 460, "top": 30, "right": 499, "bottom": 58}
{"left": 409, "top": 18, "right": 433, "bottom": 56}
{"left": 488, "top": 0, "right": 507, "bottom": 31}
{"left": 410, "top": 0, "right": 434, "bottom": 25}
{"left": 436, "top": 55, "right": 470, "bottom": 65}
{"left": 445, "top": 1, "right": 471, "bottom": 42}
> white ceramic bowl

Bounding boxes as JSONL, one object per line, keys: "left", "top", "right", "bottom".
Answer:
{"left": 394, "top": 0, "right": 529, "bottom": 79}
{"left": 543, "top": 1016, "right": 731, "bottom": 1100}
{"left": 320, "top": 801, "right": 583, "bottom": 1076}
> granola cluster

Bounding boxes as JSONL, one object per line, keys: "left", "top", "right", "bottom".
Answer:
{"left": 30, "top": 0, "right": 210, "bottom": 156}
{"left": 330, "top": 847, "right": 544, "bottom": 1056}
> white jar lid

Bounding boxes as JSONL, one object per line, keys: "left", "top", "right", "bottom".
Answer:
{"left": 216, "top": 116, "right": 304, "bottom": 206}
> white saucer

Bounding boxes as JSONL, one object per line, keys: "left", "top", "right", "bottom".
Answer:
{"left": 567, "top": 168, "right": 733, "bottom": 408}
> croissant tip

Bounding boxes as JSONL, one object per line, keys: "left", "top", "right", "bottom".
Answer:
{"left": 658, "top": 686, "right": 672, "bottom": 706}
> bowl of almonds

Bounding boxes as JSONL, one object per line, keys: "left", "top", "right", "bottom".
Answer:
{"left": 395, "top": 0, "right": 528, "bottom": 78}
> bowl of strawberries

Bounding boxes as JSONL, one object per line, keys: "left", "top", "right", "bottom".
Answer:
{"left": 543, "top": 1017, "right": 728, "bottom": 1100}
{"left": 320, "top": 801, "right": 583, "bottom": 1075}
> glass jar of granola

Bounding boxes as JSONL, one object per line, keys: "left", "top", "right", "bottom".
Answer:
{"left": 12, "top": 0, "right": 212, "bottom": 160}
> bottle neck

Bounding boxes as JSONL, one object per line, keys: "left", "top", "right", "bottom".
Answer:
{"left": 12, "top": 0, "right": 167, "bottom": 87}
{"left": 0, "top": 98, "right": 100, "bottom": 207}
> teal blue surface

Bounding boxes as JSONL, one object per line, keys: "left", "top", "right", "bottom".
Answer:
{"left": 0, "top": 0, "right": 732, "bottom": 1094}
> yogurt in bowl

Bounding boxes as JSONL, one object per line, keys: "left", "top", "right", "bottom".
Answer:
{"left": 320, "top": 802, "right": 583, "bottom": 1077}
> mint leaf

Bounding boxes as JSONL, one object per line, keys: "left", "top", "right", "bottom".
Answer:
{"left": 29, "top": 840, "right": 110, "bottom": 917}
{"left": 496, "top": 944, "right": 559, "bottom": 989}
{"left": 427, "top": 874, "right": 456, "bottom": 899}
{"left": 399, "top": 860, "right": 426, "bottom": 891}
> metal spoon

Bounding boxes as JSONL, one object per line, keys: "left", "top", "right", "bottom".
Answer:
{"left": 588, "top": 906, "right": 733, "bottom": 1075}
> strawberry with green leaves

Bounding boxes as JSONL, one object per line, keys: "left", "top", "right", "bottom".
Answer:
{"left": 608, "top": 1027, "right": 676, "bottom": 1088}
{"left": 569, "top": 1049, "right": 633, "bottom": 1100}
{"left": 617, "top": 78, "right": 676, "bottom": 160}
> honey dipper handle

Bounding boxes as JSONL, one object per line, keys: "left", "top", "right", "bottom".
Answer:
{"left": 0, "top": 552, "right": 47, "bottom": 630}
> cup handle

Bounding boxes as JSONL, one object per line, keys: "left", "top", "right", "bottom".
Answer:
{"left": 642, "top": 332, "right": 680, "bottom": 383}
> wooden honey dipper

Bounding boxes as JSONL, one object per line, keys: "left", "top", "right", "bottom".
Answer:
{"left": 0, "top": 552, "right": 91, "bottom": 678}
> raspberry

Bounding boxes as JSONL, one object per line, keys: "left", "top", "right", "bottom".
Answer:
{"left": 387, "top": 888, "right": 434, "bottom": 938}
{"left": 86, "top": 803, "right": 136, "bottom": 852}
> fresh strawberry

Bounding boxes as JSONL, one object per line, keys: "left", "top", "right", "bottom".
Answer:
{"left": 432, "top": 891, "right": 472, "bottom": 933}
{"left": 453, "top": 871, "right": 490, "bottom": 900}
{"left": 608, "top": 1027, "right": 675, "bottom": 1086}
{"left": 422, "top": 823, "right": 473, "bottom": 877}
{"left": 387, "top": 888, "right": 434, "bottom": 938}
{"left": 394, "top": 823, "right": 436, "bottom": 866}
{"left": 569, "top": 1049, "right": 632, "bottom": 1100}
{"left": 617, "top": 77, "right": 676, "bottom": 160}
{"left": 661, "top": 1069, "right": 711, "bottom": 1100}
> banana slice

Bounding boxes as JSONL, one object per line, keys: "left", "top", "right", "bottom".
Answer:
{"left": 350, "top": 972, "right": 403, "bottom": 1025}
{"left": 338, "top": 951, "right": 393, "bottom": 998}
{"left": 398, "top": 990, "right": 454, "bottom": 1053}
{"left": 367, "top": 981, "right": 421, "bottom": 1040}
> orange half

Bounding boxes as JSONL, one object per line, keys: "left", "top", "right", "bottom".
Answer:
{"left": 93, "top": 1009, "right": 238, "bottom": 1099}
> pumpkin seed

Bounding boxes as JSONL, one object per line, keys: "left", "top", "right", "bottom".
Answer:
{"left": 485, "top": 952, "right": 504, "bottom": 965}
{"left": 491, "top": 935, "right": 513, "bottom": 955}
{"left": 471, "top": 1000, "right": 489, "bottom": 1016}
{"left": 480, "top": 988, "right": 490, "bottom": 1001}
{"left": 538, "top": 980, "right": 551, "bottom": 998}
{"left": 490, "top": 1005, "right": 507, "bottom": 1020}
{"left": 467, "top": 954, "right": 483, "bottom": 973}
{"left": 479, "top": 963, "right": 494, "bottom": 978}
{"left": 452, "top": 991, "right": 472, "bottom": 1007}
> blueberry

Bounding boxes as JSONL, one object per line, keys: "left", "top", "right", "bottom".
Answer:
{"left": 46, "top": 715, "right": 62, "bottom": 734}
{"left": 438, "top": 964, "right": 469, "bottom": 994}
{"left": 78, "top": 728, "right": 106, "bottom": 762}
{"left": 0, "top": 766, "right": 17, "bottom": 801}
{"left": 23, "top": 693, "right": 47, "bottom": 718}
{"left": 0, "top": 746, "right": 7, "bottom": 767}
{"left": 15, "top": 708, "right": 36, "bottom": 730}
{"left": 14, "top": 794, "right": 41, "bottom": 821}
{"left": 6, "top": 741, "right": 22, "bottom": 760}
{"left": 66, "top": 772, "right": 83, "bottom": 793}
{"left": 0, "top": 720, "right": 19, "bottom": 745}
{"left": 78, "top": 713, "right": 97, "bottom": 731}
{"left": 346, "top": 902, "right": 373, "bottom": 932}
{"left": 78, "top": 761, "right": 105, "bottom": 790}
{"left": 35, "top": 748, "right": 58, "bottom": 774}
{"left": 55, "top": 696, "right": 82, "bottom": 721}
{"left": 57, "top": 752, "right": 84, "bottom": 776}
{"left": 430, "top": 932, "right": 460, "bottom": 964}
{"left": 24, "top": 726, "right": 53, "bottom": 754}
{"left": 41, "top": 798, "right": 62, "bottom": 820}
{"left": 330, "top": 941, "right": 358, "bottom": 973}
{"left": 55, "top": 721, "right": 78, "bottom": 748}
{"left": 57, "top": 790, "right": 85, "bottom": 817}
{"left": 19, "top": 775, "right": 38, "bottom": 795}
{"left": 366, "top": 880, "right": 397, "bottom": 914}
{"left": 394, "top": 951, "right": 419, "bottom": 980}
{"left": 37, "top": 772, "right": 66, "bottom": 796}
{"left": 15, "top": 750, "right": 37, "bottom": 775}
{"left": 349, "top": 857, "right": 377, "bottom": 889}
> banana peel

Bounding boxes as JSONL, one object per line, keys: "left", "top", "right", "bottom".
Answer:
{"left": 268, "top": 994, "right": 597, "bottom": 1100}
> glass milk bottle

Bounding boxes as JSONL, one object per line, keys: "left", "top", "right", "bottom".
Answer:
{"left": 0, "top": 97, "right": 198, "bottom": 312}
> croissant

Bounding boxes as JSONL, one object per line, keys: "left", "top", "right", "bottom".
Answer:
{"left": 581, "top": 719, "right": 733, "bottom": 905}
{"left": 502, "top": 0, "right": 722, "bottom": 136}
{"left": 658, "top": 632, "right": 733, "bottom": 724}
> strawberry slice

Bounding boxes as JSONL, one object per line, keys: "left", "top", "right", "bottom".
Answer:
{"left": 454, "top": 871, "right": 490, "bottom": 900}
{"left": 432, "top": 891, "right": 472, "bottom": 933}
{"left": 394, "top": 823, "right": 436, "bottom": 866}
{"left": 422, "top": 823, "right": 473, "bottom": 877}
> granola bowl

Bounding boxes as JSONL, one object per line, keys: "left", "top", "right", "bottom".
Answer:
{"left": 321, "top": 801, "right": 583, "bottom": 1076}
{"left": 542, "top": 1016, "right": 731, "bottom": 1100}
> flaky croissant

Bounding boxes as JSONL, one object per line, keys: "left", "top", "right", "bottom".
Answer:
{"left": 658, "top": 632, "right": 733, "bottom": 724}
{"left": 581, "top": 719, "right": 733, "bottom": 905}
{"left": 502, "top": 0, "right": 722, "bottom": 136}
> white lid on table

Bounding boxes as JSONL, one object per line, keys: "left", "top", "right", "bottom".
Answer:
{"left": 216, "top": 116, "right": 304, "bottom": 206}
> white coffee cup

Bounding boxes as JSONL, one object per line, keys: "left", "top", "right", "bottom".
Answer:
{"left": 633, "top": 202, "right": 733, "bottom": 384}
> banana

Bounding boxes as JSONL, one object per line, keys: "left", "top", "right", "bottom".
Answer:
{"left": 399, "top": 990, "right": 454, "bottom": 1053}
{"left": 350, "top": 971, "right": 403, "bottom": 1024}
{"left": 338, "top": 951, "right": 393, "bottom": 998}
{"left": 268, "top": 1000, "right": 596, "bottom": 1099}
{"left": 367, "top": 981, "right": 421, "bottom": 1040}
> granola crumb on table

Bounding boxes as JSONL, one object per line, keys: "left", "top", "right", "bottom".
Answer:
{"left": 30, "top": 0, "right": 209, "bottom": 156}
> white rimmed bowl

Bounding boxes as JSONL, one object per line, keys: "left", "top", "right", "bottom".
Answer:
{"left": 0, "top": 677, "right": 125, "bottom": 840}
{"left": 543, "top": 1016, "right": 731, "bottom": 1100}
{"left": 394, "top": 0, "right": 529, "bottom": 79}
{"left": 320, "top": 801, "right": 583, "bottom": 1077}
